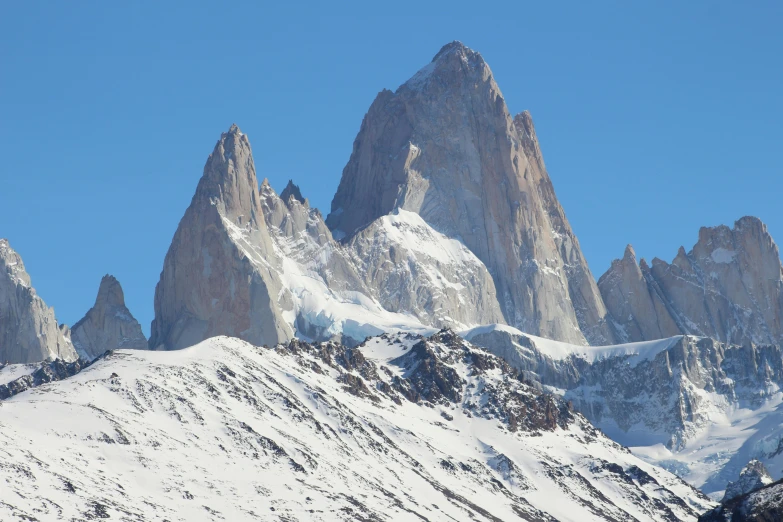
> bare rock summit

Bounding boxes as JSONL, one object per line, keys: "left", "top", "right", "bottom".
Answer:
{"left": 600, "top": 217, "right": 783, "bottom": 345}
{"left": 71, "top": 275, "right": 147, "bottom": 360}
{"left": 327, "top": 41, "right": 613, "bottom": 344}
{"left": 149, "top": 124, "right": 294, "bottom": 350}
{"left": 0, "top": 239, "right": 77, "bottom": 363}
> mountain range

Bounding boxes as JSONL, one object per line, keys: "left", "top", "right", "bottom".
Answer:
{"left": 1, "top": 42, "right": 781, "bottom": 521}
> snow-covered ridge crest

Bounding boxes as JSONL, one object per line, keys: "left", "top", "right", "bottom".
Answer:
{"left": 464, "top": 324, "right": 783, "bottom": 497}
{"left": 0, "top": 331, "right": 712, "bottom": 520}
{"left": 260, "top": 177, "right": 504, "bottom": 344}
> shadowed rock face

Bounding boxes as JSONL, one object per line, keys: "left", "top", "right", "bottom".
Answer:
{"left": 149, "top": 124, "right": 293, "bottom": 350}
{"left": 0, "top": 239, "right": 77, "bottom": 363}
{"left": 722, "top": 460, "right": 773, "bottom": 502}
{"left": 700, "top": 478, "right": 783, "bottom": 522}
{"left": 71, "top": 275, "right": 147, "bottom": 360}
{"left": 600, "top": 217, "right": 783, "bottom": 346}
{"left": 279, "top": 180, "right": 305, "bottom": 204}
{"left": 326, "top": 41, "right": 613, "bottom": 345}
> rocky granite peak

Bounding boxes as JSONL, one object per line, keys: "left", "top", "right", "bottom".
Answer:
{"left": 279, "top": 179, "right": 305, "bottom": 205}
{"left": 149, "top": 125, "right": 293, "bottom": 351}
{"left": 191, "top": 123, "right": 264, "bottom": 228}
{"left": 0, "top": 239, "right": 77, "bottom": 363}
{"left": 326, "top": 43, "right": 614, "bottom": 345}
{"left": 600, "top": 216, "right": 783, "bottom": 345}
{"left": 71, "top": 275, "right": 147, "bottom": 360}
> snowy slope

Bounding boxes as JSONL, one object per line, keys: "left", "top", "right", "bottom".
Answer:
{"left": 464, "top": 325, "right": 783, "bottom": 498}
{"left": 260, "top": 182, "right": 502, "bottom": 343}
{"left": 464, "top": 324, "right": 682, "bottom": 366}
{"left": 0, "top": 332, "right": 711, "bottom": 521}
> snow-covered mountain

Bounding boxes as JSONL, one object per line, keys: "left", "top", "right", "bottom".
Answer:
{"left": 2, "top": 40, "right": 783, "bottom": 520}
{"left": 464, "top": 325, "right": 783, "bottom": 498}
{"left": 0, "top": 331, "right": 712, "bottom": 521}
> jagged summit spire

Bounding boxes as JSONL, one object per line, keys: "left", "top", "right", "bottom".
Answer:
{"left": 150, "top": 124, "right": 293, "bottom": 351}
{"left": 401, "top": 40, "right": 492, "bottom": 94}
{"left": 71, "top": 274, "right": 147, "bottom": 360}
{"left": 95, "top": 274, "right": 125, "bottom": 309}
{"left": 432, "top": 40, "right": 473, "bottom": 61}
{"left": 193, "top": 123, "right": 262, "bottom": 227}
{"left": 328, "top": 42, "right": 614, "bottom": 345}
{"left": 280, "top": 179, "right": 305, "bottom": 204}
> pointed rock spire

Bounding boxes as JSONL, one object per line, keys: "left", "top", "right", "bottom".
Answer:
{"left": 280, "top": 180, "right": 305, "bottom": 205}
{"left": 71, "top": 275, "right": 147, "bottom": 360}
{"left": 0, "top": 239, "right": 77, "bottom": 363}
{"left": 149, "top": 126, "right": 293, "bottom": 351}
{"left": 193, "top": 123, "right": 264, "bottom": 228}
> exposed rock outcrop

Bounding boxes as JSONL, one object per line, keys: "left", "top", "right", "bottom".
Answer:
{"left": 149, "top": 124, "right": 294, "bottom": 350}
{"left": 0, "top": 357, "right": 88, "bottom": 400}
{"left": 466, "top": 325, "right": 783, "bottom": 493}
{"left": 722, "top": 460, "right": 773, "bottom": 502}
{"left": 600, "top": 217, "right": 783, "bottom": 345}
{"left": 279, "top": 179, "right": 305, "bottom": 204}
{"left": 71, "top": 275, "right": 147, "bottom": 360}
{"left": 701, "top": 478, "right": 782, "bottom": 522}
{"left": 327, "top": 41, "right": 613, "bottom": 345}
{"left": 0, "top": 239, "right": 77, "bottom": 363}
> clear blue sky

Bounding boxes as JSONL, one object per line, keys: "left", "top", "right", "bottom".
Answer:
{"left": 2, "top": 1, "right": 781, "bottom": 336}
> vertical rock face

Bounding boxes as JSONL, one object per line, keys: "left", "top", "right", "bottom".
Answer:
{"left": 71, "top": 275, "right": 147, "bottom": 360}
{"left": 149, "top": 124, "right": 294, "bottom": 350}
{"left": 327, "top": 41, "right": 612, "bottom": 345}
{"left": 598, "top": 245, "right": 682, "bottom": 342}
{"left": 0, "top": 239, "right": 77, "bottom": 363}
{"left": 600, "top": 217, "right": 783, "bottom": 345}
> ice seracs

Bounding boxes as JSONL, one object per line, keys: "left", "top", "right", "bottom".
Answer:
{"left": 71, "top": 274, "right": 147, "bottom": 360}
{"left": 0, "top": 238, "right": 77, "bottom": 363}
